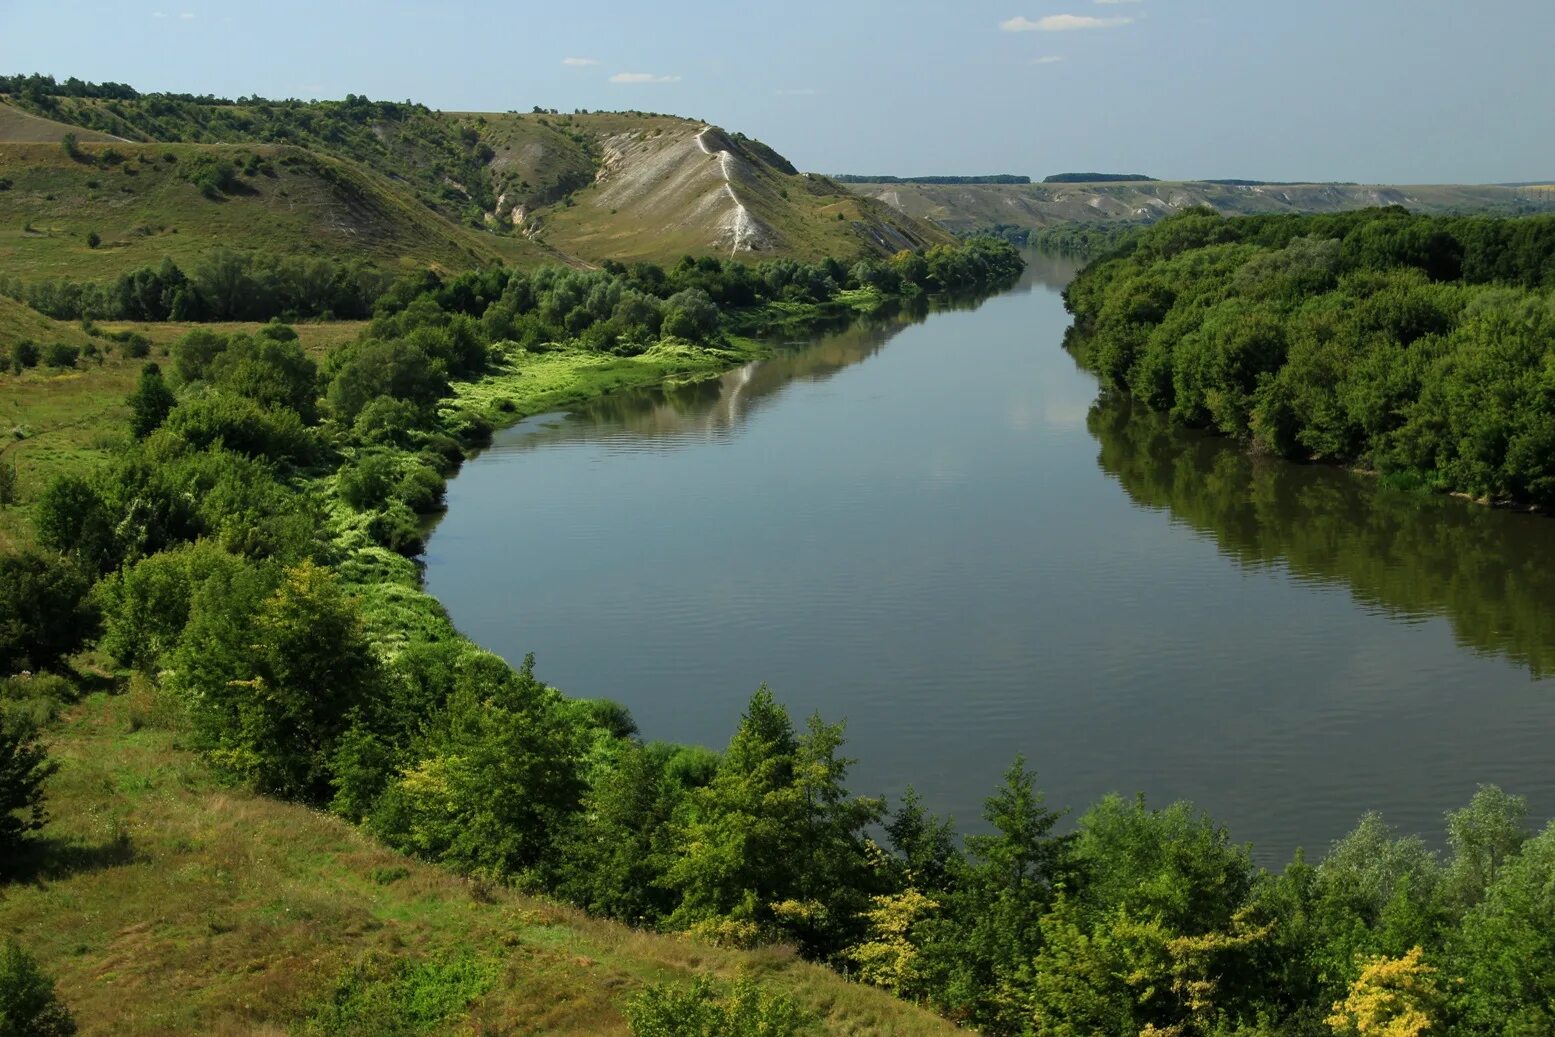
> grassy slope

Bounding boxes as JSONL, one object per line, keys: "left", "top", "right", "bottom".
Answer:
{"left": 848, "top": 179, "right": 1555, "bottom": 232}
{"left": 1, "top": 691, "right": 960, "bottom": 1037}
{"left": 0, "top": 139, "right": 551, "bottom": 280}
{"left": 0, "top": 102, "right": 121, "bottom": 143}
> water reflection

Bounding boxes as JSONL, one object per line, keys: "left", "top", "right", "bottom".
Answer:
{"left": 1089, "top": 398, "right": 1555, "bottom": 678}
{"left": 490, "top": 271, "right": 1063, "bottom": 451}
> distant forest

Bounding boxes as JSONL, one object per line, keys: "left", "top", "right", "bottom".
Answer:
{"left": 832, "top": 174, "right": 1032, "bottom": 185}
{"left": 1043, "top": 172, "right": 1157, "bottom": 183}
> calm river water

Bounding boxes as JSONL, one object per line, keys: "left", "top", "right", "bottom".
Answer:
{"left": 424, "top": 253, "right": 1555, "bottom": 862}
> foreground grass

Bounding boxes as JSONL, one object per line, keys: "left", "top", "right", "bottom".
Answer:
{"left": 0, "top": 692, "right": 960, "bottom": 1036}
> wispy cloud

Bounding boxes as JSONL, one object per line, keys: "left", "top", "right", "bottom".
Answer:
{"left": 561, "top": 57, "right": 599, "bottom": 67}
{"left": 179, "top": 11, "right": 195, "bottom": 18}
{"left": 1032, "top": 55, "right": 1066, "bottom": 64}
{"left": 609, "top": 72, "right": 682, "bottom": 84}
{"left": 1001, "top": 13, "right": 1132, "bottom": 30}
{"left": 151, "top": 10, "right": 168, "bottom": 17}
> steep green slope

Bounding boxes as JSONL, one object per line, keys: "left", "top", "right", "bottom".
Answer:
{"left": 0, "top": 139, "right": 550, "bottom": 281}
{"left": 0, "top": 692, "right": 962, "bottom": 1037}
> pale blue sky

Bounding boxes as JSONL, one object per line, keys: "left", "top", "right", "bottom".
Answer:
{"left": 2, "top": 1, "right": 1549, "bottom": 184}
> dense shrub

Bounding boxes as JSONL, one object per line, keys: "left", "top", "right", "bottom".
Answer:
{"left": 0, "top": 939, "right": 76, "bottom": 1036}
{"left": 0, "top": 551, "right": 96, "bottom": 673}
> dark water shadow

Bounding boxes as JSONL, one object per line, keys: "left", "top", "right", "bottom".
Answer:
{"left": 1089, "top": 397, "right": 1555, "bottom": 677}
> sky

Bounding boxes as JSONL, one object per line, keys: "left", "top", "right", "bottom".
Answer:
{"left": 2, "top": 0, "right": 1551, "bottom": 184}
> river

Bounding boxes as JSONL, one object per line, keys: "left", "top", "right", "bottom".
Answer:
{"left": 423, "top": 252, "right": 1555, "bottom": 862}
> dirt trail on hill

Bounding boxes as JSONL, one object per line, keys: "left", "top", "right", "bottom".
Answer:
{"left": 696, "top": 125, "right": 765, "bottom": 256}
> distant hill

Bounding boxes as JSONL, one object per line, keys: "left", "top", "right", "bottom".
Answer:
{"left": 846, "top": 179, "right": 1555, "bottom": 235}
{"left": 832, "top": 174, "right": 1031, "bottom": 185}
{"left": 0, "top": 80, "right": 949, "bottom": 272}
{"left": 1042, "top": 172, "right": 1157, "bottom": 184}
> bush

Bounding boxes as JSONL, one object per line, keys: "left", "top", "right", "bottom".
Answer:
{"left": 42, "top": 344, "right": 79, "bottom": 369}
{"left": 160, "top": 392, "right": 314, "bottom": 466}
{"left": 339, "top": 453, "right": 398, "bottom": 511}
{"left": 626, "top": 978, "right": 804, "bottom": 1037}
{"left": 366, "top": 500, "right": 424, "bottom": 556}
{"left": 118, "top": 333, "right": 151, "bottom": 359}
{"left": 11, "top": 342, "right": 38, "bottom": 370}
{"left": 85, "top": 231, "right": 100, "bottom": 249}
{"left": 0, "top": 940, "right": 75, "bottom": 1036}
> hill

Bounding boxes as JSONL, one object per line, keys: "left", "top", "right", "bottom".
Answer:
{"left": 846, "top": 178, "right": 1555, "bottom": 234}
{"left": 1, "top": 88, "right": 950, "bottom": 269}
{"left": 515, "top": 115, "right": 950, "bottom": 263}
{"left": 0, "top": 135, "right": 553, "bottom": 282}
{"left": 0, "top": 691, "right": 961, "bottom": 1036}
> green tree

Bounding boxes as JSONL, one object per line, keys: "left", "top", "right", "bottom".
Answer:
{"left": 126, "top": 362, "right": 176, "bottom": 439}
{"left": 369, "top": 653, "right": 585, "bottom": 878}
{"left": 170, "top": 560, "right": 377, "bottom": 801}
{"left": 916, "top": 758, "right": 1068, "bottom": 1032}
{"left": 1451, "top": 822, "right": 1555, "bottom": 1035}
{"left": 0, "top": 550, "right": 96, "bottom": 673}
{"left": 0, "top": 715, "right": 57, "bottom": 858}
{"left": 0, "top": 939, "right": 75, "bottom": 1037}
{"left": 664, "top": 686, "right": 884, "bottom": 956}
{"left": 1444, "top": 785, "right": 1529, "bottom": 909}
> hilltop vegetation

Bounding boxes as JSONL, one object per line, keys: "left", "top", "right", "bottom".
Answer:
{"left": 1042, "top": 172, "right": 1157, "bottom": 183}
{"left": 1065, "top": 207, "right": 1555, "bottom": 507}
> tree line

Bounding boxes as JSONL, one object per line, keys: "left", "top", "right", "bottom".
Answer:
{"left": 1065, "top": 207, "right": 1555, "bottom": 508}
{"left": 5, "top": 232, "right": 1554, "bottom": 1035}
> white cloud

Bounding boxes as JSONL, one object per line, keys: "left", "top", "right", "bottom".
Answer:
{"left": 151, "top": 10, "right": 168, "bottom": 17}
{"left": 561, "top": 57, "right": 599, "bottom": 66}
{"left": 609, "top": 72, "right": 681, "bottom": 84}
{"left": 179, "top": 10, "right": 195, "bottom": 18}
{"left": 1032, "top": 55, "right": 1066, "bottom": 64}
{"left": 1000, "top": 13, "right": 1132, "bottom": 30}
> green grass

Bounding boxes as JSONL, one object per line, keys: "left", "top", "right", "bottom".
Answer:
{"left": 0, "top": 691, "right": 963, "bottom": 1037}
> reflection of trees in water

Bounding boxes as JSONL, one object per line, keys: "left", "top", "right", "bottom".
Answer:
{"left": 511, "top": 278, "right": 1034, "bottom": 447}
{"left": 1089, "top": 399, "right": 1555, "bottom": 677}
